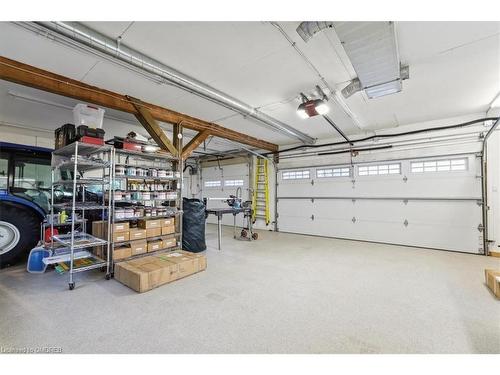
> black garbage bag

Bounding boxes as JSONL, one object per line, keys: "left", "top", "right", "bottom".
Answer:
{"left": 182, "top": 198, "right": 207, "bottom": 252}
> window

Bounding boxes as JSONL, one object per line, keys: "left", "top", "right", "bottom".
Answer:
{"left": 411, "top": 158, "right": 467, "bottom": 173}
{"left": 0, "top": 155, "right": 8, "bottom": 189}
{"left": 204, "top": 180, "right": 221, "bottom": 188}
{"left": 224, "top": 179, "right": 244, "bottom": 187}
{"left": 282, "top": 169, "right": 310, "bottom": 180}
{"left": 316, "top": 167, "right": 351, "bottom": 178}
{"left": 358, "top": 163, "right": 401, "bottom": 176}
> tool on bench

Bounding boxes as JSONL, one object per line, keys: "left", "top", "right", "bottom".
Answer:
{"left": 204, "top": 188, "right": 258, "bottom": 250}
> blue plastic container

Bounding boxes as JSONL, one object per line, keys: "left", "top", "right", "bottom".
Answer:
{"left": 27, "top": 247, "right": 52, "bottom": 274}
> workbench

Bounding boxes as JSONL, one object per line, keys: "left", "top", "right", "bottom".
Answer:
{"left": 205, "top": 207, "right": 253, "bottom": 250}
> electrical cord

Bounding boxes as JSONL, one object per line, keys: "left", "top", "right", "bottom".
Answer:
{"left": 265, "top": 117, "right": 499, "bottom": 156}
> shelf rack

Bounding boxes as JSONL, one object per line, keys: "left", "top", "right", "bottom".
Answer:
{"left": 49, "top": 141, "right": 113, "bottom": 290}
{"left": 109, "top": 147, "right": 183, "bottom": 271}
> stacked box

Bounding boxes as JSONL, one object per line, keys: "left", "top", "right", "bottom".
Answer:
{"left": 484, "top": 269, "right": 500, "bottom": 298}
{"left": 114, "top": 250, "right": 207, "bottom": 293}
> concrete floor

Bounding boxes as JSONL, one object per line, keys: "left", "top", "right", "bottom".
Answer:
{"left": 1, "top": 224, "right": 499, "bottom": 354}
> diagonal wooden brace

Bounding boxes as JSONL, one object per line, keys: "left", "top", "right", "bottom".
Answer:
{"left": 126, "top": 95, "right": 178, "bottom": 156}
{"left": 182, "top": 130, "right": 211, "bottom": 160}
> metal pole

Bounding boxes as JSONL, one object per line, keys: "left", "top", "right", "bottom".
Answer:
{"left": 50, "top": 169, "right": 54, "bottom": 249}
{"left": 106, "top": 148, "right": 113, "bottom": 276}
{"left": 481, "top": 117, "right": 500, "bottom": 255}
{"left": 69, "top": 142, "right": 78, "bottom": 288}
{"left": 218, "top": 214, "right": 222, "bottom": 251}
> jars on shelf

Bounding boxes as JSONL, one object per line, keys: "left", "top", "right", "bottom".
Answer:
{"left": 126, "top": 166, "right": 136, "bottom": 176}
{"left": 131, "top": 191, "right": 142, "bottom": 200}
{"left": 115, "top": 209, "right": 125, "bottom": 220}
{"left": 124, "top": 208, "right": 134, "bottom": 218}
{"left": 156, "top": 191, "right": 167, "bottom": 200}
{"left": 115, "top": 165, "right": 125, "bottom": 176}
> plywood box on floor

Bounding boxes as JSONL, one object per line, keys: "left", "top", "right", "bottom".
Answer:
{"left": 114, "top": 251, "right": 207, "bottom": 293}
{"left": 484, "top": 269, "right": 500, "bottom": 298}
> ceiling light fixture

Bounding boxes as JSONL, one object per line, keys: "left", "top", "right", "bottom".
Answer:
{"left": 297, "top": 88, "right": 329, "bottom": 119}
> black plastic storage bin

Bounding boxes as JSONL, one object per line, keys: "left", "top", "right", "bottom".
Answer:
{"left": 182, "top": 198, "right": 207, "bottom": 252}
{"left": 54, "top": 123, "right": 76, "bottom": 149}
{"left": 76, "top": 125, "right": 105, "bottom": 139}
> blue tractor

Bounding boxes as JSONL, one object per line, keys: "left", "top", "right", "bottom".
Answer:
{"left": 0, "top": 142, "right": 52, "bottom": 266}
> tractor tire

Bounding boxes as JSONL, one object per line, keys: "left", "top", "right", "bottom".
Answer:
{"left": 0, "top": 203, "right": 41, "bottom": 268}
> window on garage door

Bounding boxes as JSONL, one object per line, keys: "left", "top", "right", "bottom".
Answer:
{"left": 204, "top": 180, "right": 221, "bottom": 188}
{"left": 316, "top": 166, "right": 351, "bottom": 178}
{"left": 411, "top": 158, "right": 468, "bottom": 173}
{"left": 282, "top": 169, "right": 310, "bottom": 180}
{"left": 358, "top": 163, "right": 401, "bottom": 176}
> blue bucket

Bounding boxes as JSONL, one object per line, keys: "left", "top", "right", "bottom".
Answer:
{"left": 27, "top": 247, "right": 52, "bottom": 274}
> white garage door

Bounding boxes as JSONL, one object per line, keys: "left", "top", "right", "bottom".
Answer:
{"left": 202, "top": 163, "right": 250, "bottom": 227}
{"left": 277, "top": 154, "right": 483, "bottom": 254}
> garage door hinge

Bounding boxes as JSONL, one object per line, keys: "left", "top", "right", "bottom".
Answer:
{"left": 476, "top": 200, "right": 483, "bottom": 206}
{"left": 403, "top": 176, "right": 408, "bottom": 183}
{"left": 403, "top": 199, "right": 408, "bottom": 205}
{"left": 352, "top": 199, "right": 356, "bottom": 204}
{"left": 311, "top": 214, "right": 315, "bottom": 221}
{"left": 311, "top": 180, "right": 315, "bottom": 185}
{"left": 404, "top": 219, "right": 409, "bottom": 227}
{"left": 478, "top": 224, "right": 484, "bottom": 232}
{"left": 352, "top": 217, "right": 356, "bottom": 223}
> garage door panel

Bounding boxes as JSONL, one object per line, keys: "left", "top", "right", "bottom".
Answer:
{"left": 277, "top": 153, "right": 483, "bottom": 254}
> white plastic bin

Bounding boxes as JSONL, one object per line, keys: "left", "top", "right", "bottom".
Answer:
{"left": 73, "top": 103, "right": 105, "bottom": 128}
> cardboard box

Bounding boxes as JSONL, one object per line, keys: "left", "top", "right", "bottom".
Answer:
{"left": 92, "top": 220, "right": 130, "bottom": 241}
{"left": 92, "top": 220, "right": 130, "bottom": 238}
{"left": 484, "top": 269, "right": 500, "bottom": 298}
{"left": 114, "top": 251, "right": 207, "bottom": 293}
{"left": 157, "top": 251, "right": 207, "bottom": 280}
{"left": 130, "top": 239, "right": 147, "bottom": 256}
{"left": 161, "top": 218, "right": 175, "bottom": 227}
{"left": 161, "top": 225, "right": 176, "bottom": 235}
{"left": 146, "top": 227, "right": 162, "bottom": 238}
{"left": 162, "top": 237, "right": 177, "bottom": 249}
{"left": 113, "top": 244, "right": 132, "bottom": 260}
{"left": 112, "top": 222, "right": 130, "bottom": 233}
{"left": 147, "top": 240, "right": 163, "bottom": 253}
{"left": 129, "top": 228, "right": 147, "bottom": 241}
{"left": 489, "top": 250, "right": 500, "bottom": 258}
{"left": 113, "top": 231, "right": 130, "bottom": 243}
{"left": 138, "top": 219, "right": 162, "bottom": 229}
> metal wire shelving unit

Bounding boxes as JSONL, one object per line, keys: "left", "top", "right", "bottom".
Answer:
{"left": 108, "top": 147, "right": 183, "bottom": 271}
{"left": 46, "top": 142, "right": 113, "bottom": 290}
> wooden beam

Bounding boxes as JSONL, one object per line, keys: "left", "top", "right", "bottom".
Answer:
{"left": 127, "top": 96, "right": 178, "bottom": 155}
{"left": 0, "top": 56, "right": 278, "bottom": 152}
{"left": 182, "top": 130, "right": 210, "bottom": 159}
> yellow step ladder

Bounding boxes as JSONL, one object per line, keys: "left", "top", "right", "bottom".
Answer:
{"left": 252, "top": 157, "right": 270, "bottom": 225}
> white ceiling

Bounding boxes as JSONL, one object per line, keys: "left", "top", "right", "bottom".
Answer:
{"left": 0, "top": 21, "right": 499, "bottom": 150}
